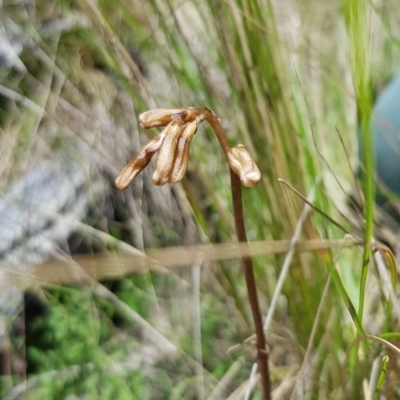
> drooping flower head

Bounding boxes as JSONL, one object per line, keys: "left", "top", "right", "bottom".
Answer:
{"left": 116, "top": 107, "right": 260, "bottom": 190}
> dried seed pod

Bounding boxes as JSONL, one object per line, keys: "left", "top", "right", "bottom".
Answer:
{"left": 115, "top": 133, "right": 166, "bottom": 190}
{"left": 139, "top": 108, "right": 187, "bottom": 129}
{"left": 139, "top": 107, "right": 202, "bottom": 129}
{"left": 227, "top": 144, "right": 261, "bottom": 187}
{"left": 152, "top": 119, "right": 184, "bottom": 186}
{"left": 169, "top": 116, "right": 203, "bottom": 183}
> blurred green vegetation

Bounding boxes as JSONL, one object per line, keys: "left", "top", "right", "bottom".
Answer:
{"left": 24, "top": 288, "right": 148, "bottom": 399}
{"left": 1, "top": 0, "right": 400, "bottom": 399}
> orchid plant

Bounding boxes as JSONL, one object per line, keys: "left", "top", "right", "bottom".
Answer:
{"left": 116, "top": 107, "right": 271, "bottom": 400}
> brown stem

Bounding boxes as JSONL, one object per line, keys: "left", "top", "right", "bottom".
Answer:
{"left": 186, "top": 107, "right": 231, "bottom": 159}
{"left": 230, "top": 169, "right": 271, "bottom": 400}
{"left": 201, "top": 108, "right": 270, "bottom": 399}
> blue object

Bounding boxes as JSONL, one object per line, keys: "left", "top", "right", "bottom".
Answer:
{"left": 372, "top": 72, "right": 400, "bottom": 195}
{"left": 359, "top": 72, "right": 400, "bottom": 214}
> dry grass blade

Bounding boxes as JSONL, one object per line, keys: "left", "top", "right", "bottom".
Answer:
{"left": 2, "top": 238, "right": 367, "bottom": 288}
{"left": 347, "top": 335, "right": 400, "bottom": 356}
{"left": 278, "top": 179, "right": 349, "bottom": 233}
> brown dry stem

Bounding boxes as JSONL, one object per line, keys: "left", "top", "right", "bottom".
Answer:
{"left": 203, "top": 108, "right": 270, "bottom": 400}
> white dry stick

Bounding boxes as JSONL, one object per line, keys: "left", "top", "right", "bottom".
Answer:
{"left": 193, "top": 255, "right": 205, "bottom": 400}
{"left": 366, "top": 357, "right": 382, "bottom": 400}
{"left": 244, "top": 182, "right": 318, "bottom": 400}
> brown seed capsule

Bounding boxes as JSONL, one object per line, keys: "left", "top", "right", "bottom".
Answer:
{"left": 169, "top": 116, "right": 203, "bottom": 183}
{"left": 152, "top": 119, "right": 184, "bottom": 186}
{"left": 115, "top": 133, "right": 166, "bottom": 190}
{"left": 139, "top": 107, "right": 202, "bottom": 129}
{"left": 139, "top": 108, "right": 187, "bottom": 129}
{"left": 227, "top": 144, "right": 261, "bottom": 187}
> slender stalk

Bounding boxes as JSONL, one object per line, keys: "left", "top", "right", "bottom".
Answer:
{"left": 230, "top": 169, "right": 271, "bottom": 400}
{"left": 201, "top": 107, "right": 231, "bottom": 158}
{"left": 203, "top": 108, "right": 271, "bottom": 400}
